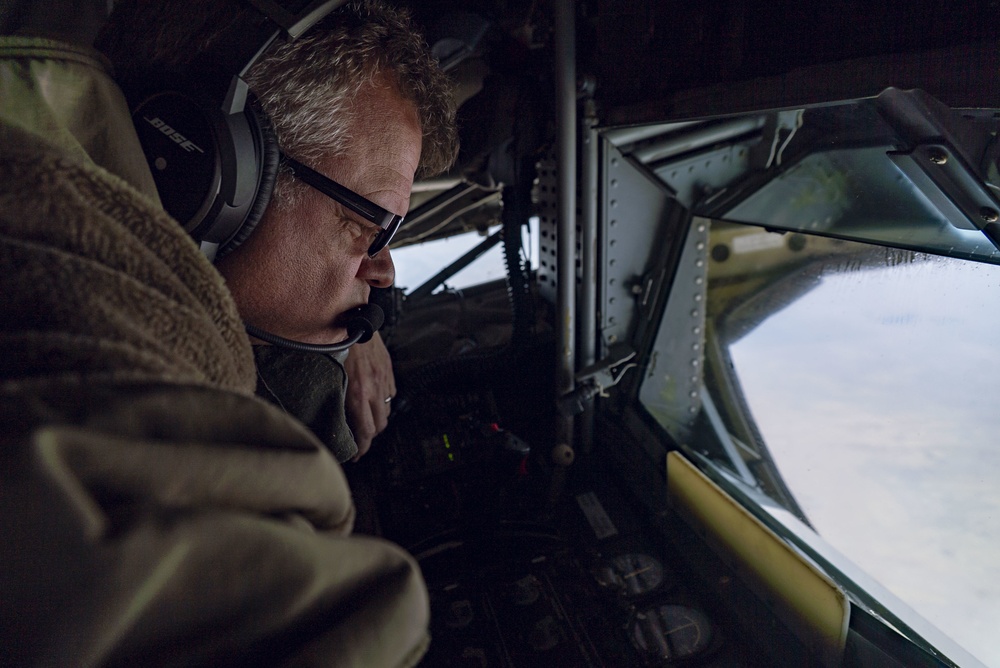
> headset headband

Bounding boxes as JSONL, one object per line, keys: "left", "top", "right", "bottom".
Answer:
{"left": 248, "top": 0, "right": 345, "bottom": 39}
{"left": 196, "top": 0, "right": 347, "bottom": 114}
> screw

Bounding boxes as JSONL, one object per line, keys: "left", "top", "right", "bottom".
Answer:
{"left": 981, "top": 207, "right": 999, "bottom": 223}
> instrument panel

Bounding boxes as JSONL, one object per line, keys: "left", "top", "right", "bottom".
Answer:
{"left": 412, "top": 521, "right": 726, "bottom": 667}
{"left": 348, "top": 390, "right": 801, "bottom": 667}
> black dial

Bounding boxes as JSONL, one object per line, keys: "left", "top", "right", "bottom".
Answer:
{"left": 631, "top": 604, "right": 714, "bottom": 662}
{"left": 595, "top": 553, "right": 666, "bottom": 597}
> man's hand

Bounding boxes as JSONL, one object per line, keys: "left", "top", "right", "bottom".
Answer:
{"left": 343, "top": 331, "right": 396, "bottom": 460}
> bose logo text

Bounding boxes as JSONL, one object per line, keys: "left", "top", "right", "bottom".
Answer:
{"left": 144, "top": 117, "right": 205, "bottom": 154}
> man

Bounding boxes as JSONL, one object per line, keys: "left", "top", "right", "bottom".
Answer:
{"left": 0, "top": 0, "right": 456, "bottom": 664}
{"left": 97, "top": 0, "right": 457, "bottom": 461}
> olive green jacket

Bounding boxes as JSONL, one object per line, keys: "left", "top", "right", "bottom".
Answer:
{"left": 0, "top": 37, "right": 428, "bottom": 667}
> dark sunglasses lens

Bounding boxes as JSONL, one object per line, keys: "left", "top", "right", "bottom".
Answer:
{"left": 367, "top": 215, "right": 402, "bottom": 257}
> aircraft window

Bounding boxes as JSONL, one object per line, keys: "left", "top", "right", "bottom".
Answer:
{"left": 392, "top": 219, "right": 538, "bottom": 295}
{"left": 640, "top": 219, "right": 1000, "bottom": 667}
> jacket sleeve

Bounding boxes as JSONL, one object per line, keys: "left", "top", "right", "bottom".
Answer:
{"left": 0, "top": 384, "right": 430, "bottom": 667}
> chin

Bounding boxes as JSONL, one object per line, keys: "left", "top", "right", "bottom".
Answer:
{"left": 309, "top": 327, "right": 349, "bottom": 345}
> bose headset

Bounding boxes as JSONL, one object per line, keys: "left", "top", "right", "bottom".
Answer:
{"left": 127, "top": 0, "right": 383, "bottom": 352}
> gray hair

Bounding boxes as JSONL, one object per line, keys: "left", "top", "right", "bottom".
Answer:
{"left": 98, "top": 0, "right": 458, "bottom": 209}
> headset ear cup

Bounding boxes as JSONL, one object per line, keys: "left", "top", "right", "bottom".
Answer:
{"left": 216, "top": 96, "right": 280, "bottom": 259}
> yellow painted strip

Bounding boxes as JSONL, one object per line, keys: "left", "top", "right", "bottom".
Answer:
{"left": 667, "top": 451, "right": 848, "bottom": 667}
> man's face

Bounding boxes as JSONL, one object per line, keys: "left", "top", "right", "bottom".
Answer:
{"left": 216, "top": 78, "right": 422, "bottom": 343}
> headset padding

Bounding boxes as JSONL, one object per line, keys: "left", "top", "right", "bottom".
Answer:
{"left": 217, "top": 96, "right": 280, "bottom": 259}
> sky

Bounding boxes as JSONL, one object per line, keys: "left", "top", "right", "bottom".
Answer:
{"left": 391, "top": 221, "right": 533, "bottom": 294}
{"left": 729, "top": 257, "right": 1000, "bottom": 667}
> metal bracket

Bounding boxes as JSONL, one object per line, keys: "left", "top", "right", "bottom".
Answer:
{"left": 577, "top": 345, "right": 637, "bottom": 396}
{"left": 887, "top": 142, "right": 1000, "bottom": 232}
{"left": 558, "top": 346, "right": 637, "bottom": 416}
{"left": 877, "top": 87, "right": 1000, "bottom": 241}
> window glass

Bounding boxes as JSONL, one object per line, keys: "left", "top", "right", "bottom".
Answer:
{"left": 641, "top": 219, "right": 1000, "bottom": 667}
{"left": 392, "top": 219, "right": 538, "bottom": 294}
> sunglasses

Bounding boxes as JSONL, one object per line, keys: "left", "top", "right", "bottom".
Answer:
{"left": 283, "top": 155, "right": 403, "bottom": 257}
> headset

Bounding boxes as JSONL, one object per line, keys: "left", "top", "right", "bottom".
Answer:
{"left": 127, "top": 0, "right": 382, "bottom": 352}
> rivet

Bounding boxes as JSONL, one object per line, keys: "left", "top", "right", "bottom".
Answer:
{"left": 928, "top": 151, "right": 948, "bottom": 165}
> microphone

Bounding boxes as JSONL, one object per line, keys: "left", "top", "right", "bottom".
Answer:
{"left": 346, "top": 303, "right": 384, "bottom": 343}
{"left": 245, "top": 303, "right": 385, "bottom": 353}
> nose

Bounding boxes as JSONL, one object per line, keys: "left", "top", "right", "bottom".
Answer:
{"left": 359, "top": 248, "right": 395, "bottom": 288}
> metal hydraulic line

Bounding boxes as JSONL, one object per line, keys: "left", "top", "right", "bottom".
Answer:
{"left": 578, "top": 96, "right": 599, "bottom": 455}
{"left": 553, "top": 0, "right": 576, "bottom": 447}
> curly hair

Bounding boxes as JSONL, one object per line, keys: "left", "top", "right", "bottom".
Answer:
{"left": 98, "top": 0, "right": 458, "bottom": 208}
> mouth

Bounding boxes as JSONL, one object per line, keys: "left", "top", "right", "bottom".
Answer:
{"left": 333, "top": 303, "right": 385, "bottom": 343}
{"left": 331, "top": 287, "right": 372, "bottom": 326}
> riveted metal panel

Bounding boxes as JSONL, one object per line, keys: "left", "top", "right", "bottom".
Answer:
{"left": 652, "top": 143, "right": 753, "bottom": 210}
{"left": 599, "top": 142, "right": 673, "bottom": 350}
{"left": 637, "top": 217, "right": 710, "bottom": 444}
{"left": 536, "top": 157, "right": 560, "bottom": 304}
